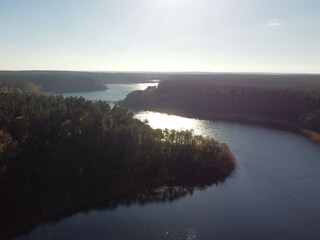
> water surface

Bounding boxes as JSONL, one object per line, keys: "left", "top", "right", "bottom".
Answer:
{"left": 62, "top": 83, "right": 158, "bottom": 101}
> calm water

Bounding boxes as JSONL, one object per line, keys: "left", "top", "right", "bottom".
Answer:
{"left": 17, "top": 84, "right": 320, "bottom": 240}
{"left": 62, "top": 83, "right": 158, "bottom": 101}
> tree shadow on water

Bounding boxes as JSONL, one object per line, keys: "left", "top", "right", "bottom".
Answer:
{"left": 0, "top": 176, "right": 230, "bottom": 240}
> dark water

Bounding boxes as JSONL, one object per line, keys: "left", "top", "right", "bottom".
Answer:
{"left": 16, "top": 84, "right": 320, "bottom": 240}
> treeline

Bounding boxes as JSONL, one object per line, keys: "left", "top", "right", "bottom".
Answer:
{"left": 2, "top": 71, "right": 320, "bottom": 94}
{"left": 0, "top": 71, "right": 166, "bottom": 93}
{"left": 0, "top": 82, "right": 43, "bottom": 95}
{"left": 156, "top": 73, "right": 320, "bottom": 91}
{"left": 0, "top": 71, "right": 107, "bottom": 93}
{"left": 121, "top": 79, "right": 320, "bottom": 133}
{"left": 0, "top": 92, "right": 234, "bottom": 239}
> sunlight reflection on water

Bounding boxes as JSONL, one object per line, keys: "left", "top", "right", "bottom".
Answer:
{"left": 62, "top": 83, "right": 158, "bottom": 102}
{"left": 134, "top": 111, "right": 221, "bottom": 141}
{"left": 135, "top": 111, "right": 199, "bottom": 131}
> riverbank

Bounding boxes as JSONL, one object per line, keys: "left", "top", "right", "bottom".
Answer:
{"left": 300, "top": 129, "right": 320, "bottom": 144}
{"left": 131, "top": 107, "right": 320, "bottom": 145}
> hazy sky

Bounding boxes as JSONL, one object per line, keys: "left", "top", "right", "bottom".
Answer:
{"left": 0, "top": 0, "right": 319, "bottom": 73}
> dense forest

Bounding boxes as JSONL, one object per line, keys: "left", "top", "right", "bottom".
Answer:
{"left": 0, "top": 71, "right": 107, "bottom": 93}
{"left": 0, "top": 89, "right": 235, "bottom": 239}
{"left": 121, "top": 79, "right": 320, "bottom": 134}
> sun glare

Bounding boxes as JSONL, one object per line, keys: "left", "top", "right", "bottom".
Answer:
{"left": 135, "top": 111, "right": 199, "bottom": 131}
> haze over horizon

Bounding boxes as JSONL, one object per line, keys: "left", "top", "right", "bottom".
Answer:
{"left": 1, "top": 0, "right": 319, "bottom": 73}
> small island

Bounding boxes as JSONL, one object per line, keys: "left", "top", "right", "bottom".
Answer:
{"left": 0, "top": 88, "right": 235, "bottom": 239}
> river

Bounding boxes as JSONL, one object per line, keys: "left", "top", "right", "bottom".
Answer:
{"left": 61, "top": 83, "right": 158, "bottom": 102}
{"left": 16, "top": 83, "right": 320, "bottom": 240}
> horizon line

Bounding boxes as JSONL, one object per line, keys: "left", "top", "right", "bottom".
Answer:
{"left": 0, "top": 69, "right": 320, "bottom": 75}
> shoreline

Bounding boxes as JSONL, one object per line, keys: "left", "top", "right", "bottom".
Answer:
{"left": 132, "top": 107, "right": 320, "bottom": 144}
{"left": 299, "top": 129, "right": 320, "bottom": 144}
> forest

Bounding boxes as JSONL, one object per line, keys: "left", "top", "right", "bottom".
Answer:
{"left": 2, "top": 71, "right": 320, "bottom": 93}
{"left": 0, "top": 71, "right": 107, "bottom": 93}
{"left": 0, "top": 71, "right": 165, "bottom": 93}
{"left": 121, "top": 78, "right": 320, "bottom": 134}
{"left": 0, "top": 89, "right": 235, "bottom": 239}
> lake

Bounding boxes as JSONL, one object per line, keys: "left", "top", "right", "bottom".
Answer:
{"left": 62, "top": 83, "right": 158, "bottom": 102}
{"left": 16, "top": 83, "right": 320, "bottom": 240}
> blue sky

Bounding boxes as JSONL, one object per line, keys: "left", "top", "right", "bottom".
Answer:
{"left": 0, "top": 0, "right": 319, "bottom": 73}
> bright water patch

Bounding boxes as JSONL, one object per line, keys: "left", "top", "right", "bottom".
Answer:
{"left": 62, "top": 83, "right": 158, "bottom": 102}
{"left": 135, "top": 111, "right": 202, "bottom": 132}
{"left": 134, "top": 111, "right": 229, "bottom": 142}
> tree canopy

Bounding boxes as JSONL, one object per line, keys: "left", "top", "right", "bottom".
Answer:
{"left": 0, "top": 91, "right": 235, "bottom": 239}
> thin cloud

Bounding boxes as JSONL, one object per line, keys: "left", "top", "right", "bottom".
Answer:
{"left": 266, "top": 19, "right": 283, "bottom": 27}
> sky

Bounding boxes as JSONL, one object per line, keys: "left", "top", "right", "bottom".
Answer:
{"left": 0, "top": 0, "right": 319, "bottom": 73}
